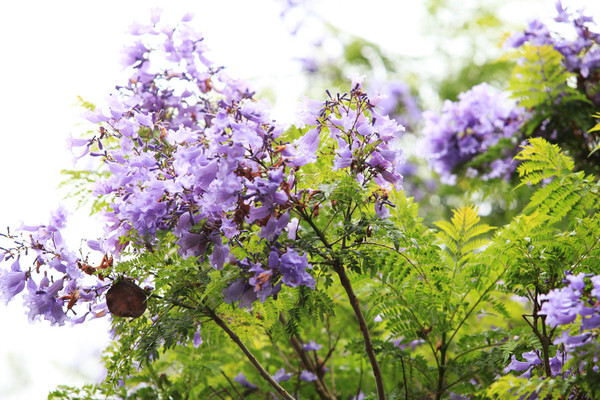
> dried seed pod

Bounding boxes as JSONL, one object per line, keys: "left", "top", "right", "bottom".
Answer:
{"left": 106, "top": 279, "right": 147, "bottom": 318}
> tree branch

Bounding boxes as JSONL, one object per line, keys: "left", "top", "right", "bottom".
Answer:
{"left": 205, "top": 307, "right": 295, "bottom": 400}
{"left": 332, "top": 260, "right": 386, "bottom": 400}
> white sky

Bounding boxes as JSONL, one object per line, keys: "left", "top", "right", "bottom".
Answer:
{"left": 0, "top": 0, "right": 598, "bottom": 398}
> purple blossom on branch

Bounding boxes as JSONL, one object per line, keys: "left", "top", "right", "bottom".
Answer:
{"left": 234, "top": 372, "right": 258, "bottom": 389}
{"left": 505, "top": 272, "right": 600, "bottom": 379}
{"left": 505, "top": 2, "right": 600, "bottom": 79}
{"left": 300, "top": 370, "right": 317, "bottom": 382}
{"left": 303, "top": 340, "right": 322, "bottom": 351}
{"left": 0, "top": 257, "right": 27, "bottom": 305}
{"left": 273, "top": 368, "right": 292, "bottom": 382}
{"left": 421, "top": 83, "right": 527, "bottom": 184}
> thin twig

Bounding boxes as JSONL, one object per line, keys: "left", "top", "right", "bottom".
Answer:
{"left": 400, "top": 355, "right": 408, "bottom": 400}
{"left": 284, "top": 318, "right": 336, "bottom": 400}
{"left": 220, "top": 370, "right": 245, "bottom": 400}
{"left": 207, "top": 308, "right": 295, "bottom": 400}
{"left": 208, "top": 385, "right": 227, "bottom": 400}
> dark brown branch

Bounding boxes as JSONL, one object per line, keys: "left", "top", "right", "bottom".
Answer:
{"left": 332, "top": 260, "right": 386, "bottom": 400}
{"left": 298, "top": 207, "right": 386, "bottom": 399}
{"left": 206, "top": 307, "right": 295, "bottom": 400}
{"left": 400, "top": 355, "right": 408, "bottom": 400}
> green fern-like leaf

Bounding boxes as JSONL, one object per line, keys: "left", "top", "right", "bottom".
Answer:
{"left": 508, "top": 44, "right": 582, "bottom": 108}
{"left": 434, "top": 205, "right": 495, "bottom": 263}
{"left": 515, "top": 138, "right": 599, "bottom": 224}
{"left": 515, "top": 137, "right": 574, "bottom": 186}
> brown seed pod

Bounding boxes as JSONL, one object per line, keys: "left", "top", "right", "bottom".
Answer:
{"left": 106, "top": 279, "right": 147, "bottom": 319}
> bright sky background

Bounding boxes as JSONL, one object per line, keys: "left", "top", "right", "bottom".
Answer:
{"left": 0, "top": 0, "right": 598, "bottom": 398}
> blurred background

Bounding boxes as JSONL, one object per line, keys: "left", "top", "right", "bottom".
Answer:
{"left": 0, "top": 0, "right": 597, "bottom": 398}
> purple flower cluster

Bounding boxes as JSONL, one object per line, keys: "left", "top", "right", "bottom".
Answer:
{"left": 504, "top": 349, "right": 564, "bottom": 379}
{"left": 234, "top": 367, "right": 292, "bottom": 390}
{"left": 298, "top": 75, "right": 405, "bottom": 217}
{"left": 303, "top": 340, "right": 321, "bottom": 351}
{"left": 539, "top": 273, "right": 600, "bottom": 331}
{"left": 505, "top": 273, "right": 600, "bottom": 379}
{"left": 234, "top": 372, "right": 258, "bottom": 389}
{"left": 506, "top": 1, "right": 600, "bottom": 80}
{"left": 73, "top": 13, "right": 327, "bottom": 309}
{"left": 1, "top": 13, "right": 407, "bottom": 320}
{"left": 0, "top": 207, "right": 109, "bottom": 325}
{"left": 421, "top": 83, "right": 527, "bottom": 184}
{"left": 299, "top": 75, "right": 405, "bottom": 190}
{"left": 223, "top": 250, "right": 314, "bottom": 308}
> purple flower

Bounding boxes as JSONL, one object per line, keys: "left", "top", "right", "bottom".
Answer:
{"left": 565, "top": 273, "right": 586, "bottom": 291}
{"left": 24, "top": 278, "right": 67, "bottom": 326}
{"left": 193, "top": 327, "right": 203, "bottom": 348}
{"left": 0, "top": 257, "right": 27, "bottom": 305}
{"left": 234, "top": 372, "right": 258, "bottom": 389}
{"left": 333, "top": 141, "right": 353, "bottom": 170}
{"left": 421, "top": 83, "right": 527, "bottom": 183}
{"left": 286, "top": 218, "right": 299, "bottom": 240}
{"left": 300, "top": 370, "right": 317, "bottom": 382}
{"left": 393, "top": 338, "right": 425, "bottom": 351}
{"left": 273, "top": 368, "right": 292, "bottom": 382}
{"left": 504, "top": 351, "right": 541, "bottom": 374}
{"left": 278, "top": 249, "right": 315, "bottom": 288}
{"left": 303, "top": 340, "right": 322, "bottom": 351}
{"left": 209, "top": 243, "right": 229, "bottom": 270}
{"left": 177, "top": 231, "right": 209, "bottom": 259}
{"left": 581, "top": 314, "right": 600, "bottom": 330}
{"left": 285, "top": 128, "right": 320, "bottom": 167}
{"left": 367, "top": 80, "right": 421, "bottom": 130}
{"left": 554, "top": 330, "right": 592, "bottom": 351}
{"left": 549, "top": 353, "right": 564, "bottom": 376}
{"left": 222, "top": 279, "right": 258, "bottom": 309}
{"left": 258, "top": 212, "right": 291, "bottom": 241}
{"left": 506, "top": 3, "right": 600, "bottom": 79}
{"left": 539, "top": 285, "right": 580, "bottom": 326}
{"left": 135, "top": 112, "right": 153, "bottom": 128}
{"left": 375, "top": 202, "right": 390, "bottom": 219}
{"left": 591, "top": 275, "right": 600, "bottom": 297}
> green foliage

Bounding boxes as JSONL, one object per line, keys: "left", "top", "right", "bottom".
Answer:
{"left": 515, "top": 138, "right": 600, "bottom": 223}
{"left": 434, "top": 205, "right": 495, "bottom": 265}
{"left": 366, "top": 192, "right": 508, "bottom": 398}
{"left": 508, "top": 44, "right": 583, "bottom": 109}
{"left": 507, "top": 44, "right": 600, "bottom": 175}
